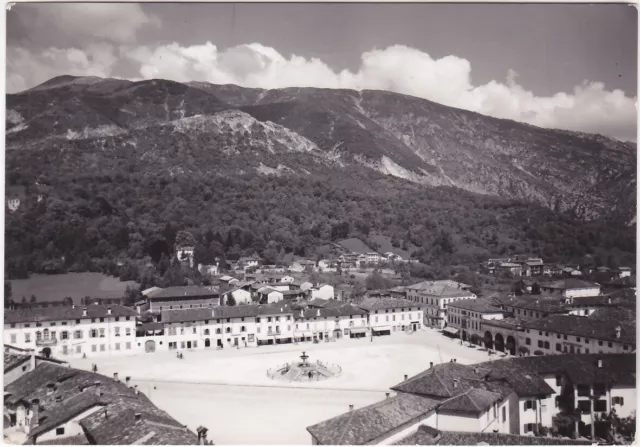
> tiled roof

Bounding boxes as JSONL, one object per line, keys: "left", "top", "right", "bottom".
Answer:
{"left": 397, "top": 425, "right": 590, "bottom": 445}
{"left": 161, "top": 308, "right": 214, "bottom": 324}
{"left": 391, "top": 361, "right": 554, "bottom": 399}
{"left": 212, "top": 303, "right": 294, "bottom": 319}
{"left": 521, "top": 315, "right": 636, "bottom": 344}
{"left": 4, "top": 305, "right": 138, "bottom": 324}
{"left": 358, "top": 297, "right": 422, "bottom": 311}
{"left": 295, "top": 304, "right": 367, "bottom": 320}
{"left": 437, "top": 388, "right": 504, "bottom": 414}
{"left": 5, "top": 362, "right": 200, "bottom": 445}
{"left": 495, "top": 295, "right": 567, "bottom": 313}
{"left": 496, "top": 354, "right": 636, "bottom": 387}
{"left": 447, "top": 299, "right": 503, "bottom": 314}
{"left": 540, "top": 279, "right": 600, "bottom": 290}
{"left": 306, "top": 393, "right": 439, "bottom": 445}
{"left": 4, "top": 352, "right": 29, "bottom": 373}
{"left": 148, "top": 286, "right": 219, "bottom": 299}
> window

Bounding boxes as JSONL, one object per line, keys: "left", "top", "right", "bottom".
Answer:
{"left": 555, "top": 396, "right": 561, "bottom": 408}
{"left": 525, "top": 338, "right": 531, "bottom": 346}
{"left": 502, "top": 406, "right": 506, "bottom": 422}
{"left": 10, "top": 323, "right": 15, "bottom": 328}
{"left": 613, "top": 396, "right": 625, "bottom": 406}
{"left": 36, "top": 331, "right": 42, "bottom": 341}
{"left": 100, "top": 344, "right": 105, "bottom": 352}
{"left": 608, "top": 342, "right": 613, "bottom": 348}
{"left": 539, "top": 331, "right": 542, "bottom": 336}
{"left": 623, "top": 345, "right": 629, "bottom": 351}
{"left": 61, "top": 331, "right": 68, "bottom": 340}
{"left": 256, "top": 318, "right": 261, "bottom": 323}
{"left": 76, "top": 345, "right": 82, "bottom": 353}
{"left": 75, "top": 330, "right": 83, "bottom": 339}
{"left": 56, "top": 427, "right": 65, "bottom": 436}
{"left": 594, "top": 400, "right": 607, "bottom": 412}
{"left": 524, "top": 423, "right": 534, "bottom": 433}
{"left": 24, "top": 324, "right": 30, "bottom": 328}
{"left": 115, "top": 317, "right": 120, "bottom": 322}
{"left": 114, "top": 327, "right": 120, "bottom": 337}
{"left": 10, "top": 334, "right": 16, "bottom": 344}
{"left": 538, "top": 340, "right": 543, "bottom": 348}
{"left": 99, "top": 317, "right": 105, "bottom": 323}
{"left": 225, "top": 327, "right": 231, "bottom": 333}
{"left": 99, "top": 328, "right": 105, "bottom": 338}
{"left": 598, "top": 341, "right": 603, "bottom": 346}
{"left": 115, "top": 343, "right": 121, "bottom": 351}
{"left": 241, "top": 326, "right": 246, "bottom": 332}
{"left": 91, "top": 318, "right": 96, "bottom": 323}
{"left": 91, "top": 345, "right": 97, "bottom": 352}
{"left": 556, "top": 343, "right": 561, "bottom": 352}
{"left": 126, "top": 342, "right": 131, "bottom": 350}
{"left": 524, "top": 400, "right": 537, "bottom": 411}
{"left": 193, "top": 327, "right": 197, "bottom": 334}
{"left": 576, "top": 337, "right": 581, "bottom": 342}
{"left": 544, "top": 341, "right": 550, "bottom": 349}
{"left": 204, "top": 329, "right": 210, "bottom": 335}
{"left": 556, "top": 375, "right": 562, "bottom": 386}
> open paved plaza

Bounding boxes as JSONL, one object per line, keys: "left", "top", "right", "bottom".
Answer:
{"left": 68, "top": 329, "right": 496, "bottom": 444}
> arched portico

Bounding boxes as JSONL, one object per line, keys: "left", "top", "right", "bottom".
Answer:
{"left": 506, "top": 335, "right": 516, "bottom": 355}
{"left": 494, "top": 333, "right": 505, "bottom": 353}
{"left": 484, "top": 331, "right": 494, "bottom": 350}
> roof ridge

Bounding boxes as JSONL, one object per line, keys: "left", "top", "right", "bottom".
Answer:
{"left": 336, "top": 406, "right": 358, "bottom": 445}
{"left": 433, "top": 369, "right": 452, "bottom": 396}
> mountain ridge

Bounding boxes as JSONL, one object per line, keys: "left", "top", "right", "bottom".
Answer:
{"left": 6, "top": 75, "right": 637, "bottom": 224}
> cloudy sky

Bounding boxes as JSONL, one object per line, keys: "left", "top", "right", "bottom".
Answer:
{"left": 6, "top": 3, "right": 638, "bottom": 141}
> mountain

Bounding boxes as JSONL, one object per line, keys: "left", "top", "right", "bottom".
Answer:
{"left": 4, "top": 76, "right": 636, "bottom": 279}
{"left": 8, "top": 76, "right": 636, "bottom": 223}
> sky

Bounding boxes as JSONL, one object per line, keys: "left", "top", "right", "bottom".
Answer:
{"left": 5, "top": 2, "right": 638, "bottom": 141}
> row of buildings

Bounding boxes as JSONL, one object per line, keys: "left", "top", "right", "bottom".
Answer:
{"left": 306, "top": 353, "right": 636, "bottom": 444}
{"left": 4, "top": 296, "right": 424, "bottom": 357}
{"left": 3, "top": 346, "right": 209, "bottom": 445}
{"left": 487, "top": 256, "right": 633, "bottom": 279}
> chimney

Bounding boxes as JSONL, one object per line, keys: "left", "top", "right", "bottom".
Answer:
{"left": 134, "top": 413, "right": 142, "bottom": 422}
{"left": 46, "top": 383, "right": 55, "bottom": 395}
{"left": 72, "top": 304, "right": 76, "bottom": 309}
{"left": 82, "top": 307, "right": 88, "bottom": 317}
{"left": 183, "top": 425, "right": 188, "bottom": 432}
{"left": 107, "top": 307, "right": 112, "bottom": 315}
{"left": 125, "top": 376, "right": 131, "bottom": 387}
{"left": 30, "top": 399, "right": 40, "bottom": 429}
{"left": 597, "top": 359, "right": 603, "bottom": 368}
{"left": 607, "top": 297, "right": 612, "bottom": 304}
{"left": 615, "top": 326, "right": 622, "bottom": 339}
{"left": 134, "top": 385, "right": 139, "bottom": 395}
{"left": 349, "top": 405, "right": 354, "bottom": 411}
{"left": 430, "top": 362, "right": 434, "bottom": 369}
{"left": 386, "top": 392, "right": 390, "bottom": 399}
{"left": 453, "top": 379, "right": 459, "bottom": 389}
{"left": 94, "top": 381, "right": 101, "bottom": 396}
{"left": 404, "top": 374, "right": 408, "bottom": 381}
{"left": 474, "top": 367, "right": 479, "bottom": 374}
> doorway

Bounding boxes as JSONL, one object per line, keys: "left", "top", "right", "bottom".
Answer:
{"left": 205, "top": 338, "right": 211, "bottom": 348}
{"left": 187, "top": 341, "right": 192, "bottom": 349}
{"left": 217, "top": 339, "right": 223, "bottom": 348}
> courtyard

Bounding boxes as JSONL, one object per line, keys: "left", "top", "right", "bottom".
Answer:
{"left": 68, "top": 329, "right": 494, "bottom": 444}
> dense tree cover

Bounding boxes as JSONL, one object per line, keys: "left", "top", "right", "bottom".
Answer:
{"left": 5, "top": 165, "right": 635, "bottom": 284}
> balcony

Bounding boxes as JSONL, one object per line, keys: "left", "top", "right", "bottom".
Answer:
{"left": 36, "top": 337, "right": 58, "bottom": 347}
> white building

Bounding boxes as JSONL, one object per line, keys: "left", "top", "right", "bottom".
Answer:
{"left": 539, "top": 279, "right": 601, "bottom": 298}
{"left": 446, "top": 299, "right": 505, "bottom": 341}
{"left": 293, "top": 304, "right": 369, "bottom": 342}
{"left": 198, "top": 263, "right": 219, "bottom": 276}
{"left": 4, "top": 305, "right": 139, "bottom": 358}
{"left": 256, "top": 287, "right": 284, "bottom": 304}
{"left": 224, "top": 288, "right": 252, "bottom": 305}
{"left": 310, "top": 284, "right": 334, "bottom": 300}
{"left": 517, "top": 315, "right": 635, "bottom": 356}
{"left": 175, "top": 246, "right": 195, "bottom": 268}
{"left": 618, "top": 267, "right": 632, "bottom": 278}
{"left": 358, "top": 297, "right": 423, "bottom": 336}
{"left": 405, "top": 281, "right": 476, "bottom": 329}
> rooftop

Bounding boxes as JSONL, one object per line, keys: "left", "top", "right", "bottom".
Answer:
{"left": 539, "top": 279, "right": 601, "bottom": 290}
{"left": 4, "top": 362, "right": 200, "bottom": 445}
{"left": 4, "top": 305, "right": 138, "bottom": 324}
{"left": 306, "top": 393, "right": 439, "bottom": 445}
{"left": 521, "top": 314, "right": 636, "bottom": 345}
{"left": 161, "top": 308, "right": 214, "bottom": 324}
{"left": 149, "top": 286, "right": 220, "bottom": 299}
{"left": 397, "top": 425, "right": 590, "bottom": 445}
{"left": 358, "top": 297, "right": 423, "bottom": 311}
{"left": 447, "top": 299, "right": 503, "bottom": 314}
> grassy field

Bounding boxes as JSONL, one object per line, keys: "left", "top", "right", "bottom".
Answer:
{"left": 8, "top": 273, "right": 139, "bottom": 303}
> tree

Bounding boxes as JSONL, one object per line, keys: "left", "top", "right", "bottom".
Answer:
{"left": 227, "top": 294, "right": 237, "bottom": 306}
{"left": 531, "top": 283, "right": 541, "bottom": 294}
{"left": 30, "top": 294, "right": 37, "bottom": 303}
{"left": 64, "top": 296, "right": 74, "bottom": 306}
{"left": 365, "top": 272, "right": 391, "bottom": 290}
{"left": 175, "top": 230, "right": 196, "bottom": 248}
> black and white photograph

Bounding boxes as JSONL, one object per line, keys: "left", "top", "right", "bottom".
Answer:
{"left": 3, "top": 1, "right": 637, "bottom": 445}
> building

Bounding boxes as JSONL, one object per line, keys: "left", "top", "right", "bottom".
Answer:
{"left": 521, "top": 259, "right": 545, "bottom": 277}
{"left": 445, "top": 299, "right": 505, "bottom": 342}
{"left": 3, "top": 361, "right": 208, "bottom": 445}
{"left": 365, "top": 253, "right": 380, "bottom": 264}
{"left": 405, "top": 281, "right": 476, "bottom": 329}
{"left": 4, "top": 346, "right": 68, "bottom": 386}
{"left": 223, "top": 288, "right": 252, "bottom": 305}
{"left": 309, "top": 284, "right": 335, "bottom": 300}
{"left": 539, "top": 279, "right": 601, "bottom": 298}
{"left": 333, "top": 283, "right": 355, "bottom": 301}
{"left": 496, "top": 262, "right": 524, "bottom": 276}
{"left": 198, "top": 263, "right": 219, "bottom": 277}
{"left": 306, "top": 354, "right": 634, "bottom": 444}
{"left": 289, "top": 260, "right": 316, "bottom": 273}
{"left": 293, "top": 304, "right": 369, "bottom": 342}
{"left": 396, "top": 426, "right": 589, "bottom": 445}
{"left": 255, "top": 287, "right": 284, "bottom": 304}
{"left": 145, "top": 286, "right": 221, "bottom": 312}
{"left": 358, "top": 298, "right": 423, "bottom": 336}
{"left": 4, "top": 305, "right": 138, "bottom": 358}
{"left": 494, "top": 295, "right": 568, "bottom": 320}
{"left": 516, "top": 315, "right": 635, "bottom": 356}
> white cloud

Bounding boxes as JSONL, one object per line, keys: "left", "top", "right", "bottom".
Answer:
{"left": 6, "top": 41, "right": 636, "bottom": 141}
{"left": 7, "top": 44, "right": 118, "bottom": 93}
{"left": 13, "top": 3, "right": 159, "bottom": 45}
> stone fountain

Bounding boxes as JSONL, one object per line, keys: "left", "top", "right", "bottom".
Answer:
{"left": 267, "top": 351, "right": 341, "bottom": 383}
